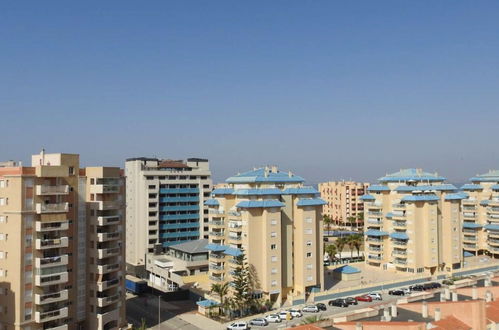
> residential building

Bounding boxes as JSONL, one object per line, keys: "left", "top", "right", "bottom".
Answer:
{"left": 125, "top": 157, "right": 212, "bottom": 277}
{"left": 146, "top": 239, "right": 209, "bottom": 292}
{"left": 360, "top": 168, "right": 464, "bottom": 275}
{"left": 204, "top": 166, "right": 324, "bottom": 306}
{"left": 0, "top": 151, "right": 126, "bottom": 330}
{"left": 460, "top": 170, "right": 499, "bottom": 257}
{"left": 319, "top": 181, "right": 369, "bottom": 228}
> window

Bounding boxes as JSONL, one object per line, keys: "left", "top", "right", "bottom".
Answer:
{"left": 271, "top": 256, "right": 277, "bottom": 262}
{"left": 271, "top": 280, "right": 277, "bottom": 286}
{"left": 306, "top": 252, "right": 312, "bottom": 258}
{"left": 307, "top": 276, "right": 313, "bottom": 282}
{"left": 305, "top": 228, "right": 312, "bottom": 234}
{"left": 69, "top": 167, "right": 74, "bottom": 175}
{"left": 306, "top": 241, "right": 312, "bottom": 247}
{"left": 146, "top": 176, "right": 154, "bottom": 180}
{"left": 0, "top": 269, "right": 6, "bottom": 277}
{"left": 0, "top": 252, "right": 5, "bottom": 259}
{"left": 271, "top": 268, "right": 277, "bottom": 274}
{"left": 0, "top": 216, "right": 5, "bottom": 223}
{"left": 305, "top": 217, "right": 312, "bottom": 223}
{"left": 271, "top": 232, "right": 277, "bottom": 238}
{"left": 148, "top": 185, "right": 156, "bottom": 189}
{"left": 0, "top": 233, "right": 6, "bottom": 241}
{"left": 270, "top": 244, "right": 277, "bottom": 250}
{"left": 0, "top": 198, "right": 7, "bottom": 206}
{"left": 0, "top": 180, "right": 6, "bottom": 188}
{"left": 306, "top": 264, "right": 312, "bottom": 270}
{"left": 271, "top": 220, "right": 277, "bottom": 225}
{"left": 24, "top": 308, "right": 32, "bottom": 320}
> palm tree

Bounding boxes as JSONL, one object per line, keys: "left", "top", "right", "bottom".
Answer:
{"left": 351, "top": 234, "right": 363, "bottom": 257}
{"left": 356, "top": 212, "right": 364, "bottom": 231}
{"left": 323, "top": 214, "right": 333, "bottom": 237}
{"left": 325, "top": 244, "right": 337, "bottom": 262}
{"left": 347, "top": 216, "right": 356, "bottom": 230}
{"left": 345, "top": 235, "right": 355, "bottom": 258}
{"left": 210, "top": 282, "right": 230, "bottom": 316}
{"left": 335, "top": 237, "right": 347, "bottom": 261}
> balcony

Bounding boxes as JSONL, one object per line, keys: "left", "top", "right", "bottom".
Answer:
{"left": 208, "top": 220, "right": 224, "bottom": 227}
{"left": 392, "top": 240, "right": 408, "bottom": 246}
{"left": 228, "top": 236, "right": 242, "bottom": 242}
{"left": 209, "top": 263, "right": 224, "bottom": 270}
{"left": 368, "top": 255, "right": 382, "bottom": 260}
{"left": 463, "top": 212, "right": 477, "bottom": 219}
{"left": 35, "top": 307, "right": 68, "bottom": 323}
{"left": 462, "top": 199, "right": 478, "bottom": 205}
{"left": 35, "top": 289, "right": 68, "bottom": 305}
{"left": 392, "top": 250, "right": 407, "bottom": 256}
{"left": 36, "top": 255, "right": 68, "bottom": 268}
{"left": 96, "top": 200, "right": 122, "bottom": 210}
{"left": 463, "top": 228, "right": 478, "bottom": 234}
{"left": 35, "top": 237, "right": 69, "bottom": 250}
{"left": 392, "top": 203, "right": 406, "bottom": 209}
{"left": 97, "top": 231, "right": 121, "bottom": 242}
{"left": 35, "top": 272, "right": 68, "bottom": 286}
{"left": 463, "top": 236, "right": 477, "bottom": 242}
{"left": 209, "top": 253, "right": 225, "bottom": 260}
{"left": 489, "top": 207, "right": 499, "bottom": 214}
{"left": 91, "top": 184, "right": 120, "bottom": 194}
{"left": 209, "top": 275, "right": 224, "bottom": 282}
{"left": 463, "top": 206, "right": 476, "bottom": 211}
{"left": 97, "top": 308, "right": 119, "bottom": 328}
{"left": 394, "top": 259, "right": 408, "bottom": 265}
{"left": 98, "top": 247, "right": 120, "bottom": 259}
{"left": 36, "top": 185, "right": 69, "bottom": 196}
{"left": 209, "top": 231, "right": 224, "bottom": 237}
{"left": 367, "top": 219, "right": 382, "bottom": 225}
{"left": 97, "top": 278, "right": 120, "bottom": 291}
{"left": 464, "top": 243, "right": 478, "bottom": 250}
{"left": 97, "top": 215, "right": 121, "bottom": 226}
{"left": 36, "top": 221, "right": 69, "bottom": 232}
{"left": 393, "top": 221, "right": 406, "bottom": 228}
{"left": 368, "top": 211, "right": 383, "bottom": 217}
{"left": 367, "top": 238, "right": 383, "bottom": 243}
{"left": 97, "top": 263, "right": 120, "bottom": 274}
{"left": 392, "top": 211, "right": 405, "bottom": 218}
{"left": 45, "top": 325, "right": 68, "bottom": 330}
{"left": 36, "top": 203, "right": 68, "bottom": 214}
{"left": 368, "top": 246, "right": 381, "bottom": 251}
{"left": 97, "top": 292, "right": 120, "bottom": 307}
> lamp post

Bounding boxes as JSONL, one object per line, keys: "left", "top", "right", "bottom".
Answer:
{"left": 158, "top": 295, "right": 161, "bottom": 330}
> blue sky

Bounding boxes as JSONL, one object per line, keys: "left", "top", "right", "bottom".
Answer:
{"left": 1, "top": 1, "right": 499, "bottom": 183}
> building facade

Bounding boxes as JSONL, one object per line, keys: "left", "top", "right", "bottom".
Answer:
{"left": 125, "top": 157, "right": 212, "bottom": 276}
{"left": 204, "top": 166, "right": 324, "bottom": 306}
{"left": 361, "top": 169, "right": 464, "bottom": 275}
{"left": 319, "top": 181, "right": 369, "bottom": 228}
{"left": 460, "top": 170, "right": 499, "bottom": 257}
{"left": 0, "top": 151, "right": 126, "bottom": 330}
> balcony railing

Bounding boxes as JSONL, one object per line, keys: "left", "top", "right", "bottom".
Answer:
{"left": 97, "top": 293, "right": 120, "bottom": 307}
{"left": 35, "top": 237, "right": 69, "bottom": 250}
{"left": 36, "top": 255, "right": 68, "bottom": 268}
{"left": 209, "top": 276, "right": 224, "bottom": 282}
{"left": 97, "top": 200, "right": 122, "bottom": 210}
{"left": 394, "top": 259, "right": 408, "bottom": 265}
{"left": 228, "top": 236, "right": 242, "bottom": 241}
{"left": 392, "top": 240, "right": 408, "bottom": 246}
{"left": 208, "top": 220, "right": 224, "bottom": 226}
{"left": 209, "top": 253, "right": 225, "bottom": 259}
{"left": 97, "top": 263, "right": 120, "bottom": 274}
{"left": 35, "top": 272, "right": 68, "bottom": 286}
{"left": 393, "top": 221, "right": 406, "bottom": 227}
{"left": 35, "top": 307, "right": 68, "bottom": 323}
{"left": 97, "top": 278, "right": 120, "bottom": 291}
{"left": 97, "top": 215, "right": 120, "bottom": 226}
{"left": 36, "top": 185, "right": 69, "bottom": 195}
{"left": 209, "top": 231, "right": 224, "bottom": 237}
{"left": 97, "top": 232, "right": 120, "bottom": 242}
{"left": 210, "top": 264, "right": 224, "bottom": 270}
{"left": 36, "top": 203, "right": 68, "bottom": 214}
{"left": 367, "top": 238, "right": 383, "bottom": 243}
{"left": 392, "top": 250, "right": 407, "bottom": 256}
{"left": 392, "top": 203, "right": 406, "bottom": 209}
{"left": 367, "top": 219, "right": 382, "bottom": 225}
{"left": 35, "top": 289, "right": 68, "bottom": 305}
{"left": 36, "top": 221, "right": 69, "bottom": 232}
{"left": 98, "top": 247, "right": 120, "bottom": 259}
{"left": 368, "top": 255, "right": 382, "bottom": 260}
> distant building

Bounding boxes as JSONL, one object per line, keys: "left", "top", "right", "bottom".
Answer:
{"left": 0, "top": 151, "right": 126, "bottom": 330}
{"left": 125, "top": 157, "right": 212, "bottom": 277}
{"left": 460, "top": 170, "right": 499, "bottom": 257}
{"left": 319, "top": 181, "right": 369, "bottom": 228}
{"left": 205, "top": 166, "right": 325, "bottom": 306}
{"left": 360, "top": 168, "right": 464, "bottom": 274}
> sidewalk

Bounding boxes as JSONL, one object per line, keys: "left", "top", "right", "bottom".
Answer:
{"left": 178, "top": 312, "right": 223, "bottom": 330}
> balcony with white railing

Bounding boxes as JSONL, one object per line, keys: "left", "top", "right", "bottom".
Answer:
{"left": 208, "top": 220, "right": 225, "bottom": 227}
{"left": 36, "top": 255, "right": 68, "bottom": 268}
{"left": 96, "top": 200, "right": 122, "bottom": 210}
{"left": 97, "top": 215, "right": 121, "bottom": 226}
{"left": 35, "top": 307, "right": 68, "bottom": 323}
{"left": 35, "top": 237, "right": 69, "bottom": 250}
{"left": 209, "top": 275, "right": 224, "bottom": 282}
{"left": 45, "top": 325, "right": 68, "bottom": 330}
{"left": 463, "top": 212, "right": 477, "bottom": 219}
{"left": 36, "top": 203, "right": 69, "bottom": 214}
{"left": 98, "top": 247, "right": 120, "bottom": 259}
{"left": 35, "top": 289, "right": 68, "bottom": 305}
{"left": 394, "top": 258, "right": 408, "bottom": 265}
{"left": 36, "top": 185, "right": 69, "bottom": 196}
{"left": 97, "top": 278, "right": 120, "bottom": 291}
{"left": 367, "top": 237, "right": 383, "bottom": 243}
{"left": 463, "top": 236, "right": 477, "bottom": 242}
{"left": 392, "top": 249, "right": 407, "bottom": 256}
{"left": 464, "top": 243, "right": 478, "bottom": 250}
{"left": 97, "top": 263, "right": 120, "bottom": 274}
{"left": 392, "top": 240, "right": 408, "bottom": 246}
{"left": 209, "top": 231, "right": 224, "bottom": 237}
{"left": 97, "top": 231, "right": 121, "bottom": 242}
{"left": 367, "top": 219, "right": 382, "bottom": 225}
{"left": 36, "top": 221, "right": 69, "bottom": 232}
{"left": 368, "top": 255, "right": 382, "bottom": 260}
{"left": 35, "top": 272, "right": 68, "bottom": 286}
{"left": 392, "top": 203, "right": 406, "bottom": 210}
{"left": 393, "top": 221, "right": 406, "bottom": 228}
{"left": 97, "top": 292, "right": 120, "bottom": 307}
{"left": 91, "top": 183, "right": 120, "bottom": 195}
{"left": 392, "top": 211, "right": 406, "bottom": 218}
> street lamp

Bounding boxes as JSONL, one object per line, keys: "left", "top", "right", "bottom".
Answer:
{"left": 158, "top": 295, "right": 161, "bottom": 330}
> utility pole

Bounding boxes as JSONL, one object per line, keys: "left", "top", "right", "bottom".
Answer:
{"left": 158, "top": 295, "right": 161, "bottom": 330}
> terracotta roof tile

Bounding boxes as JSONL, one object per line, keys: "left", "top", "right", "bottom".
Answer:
{"left": 158, "top": 160, "right": 189, "bottom": 168}
{"left": 430, "top": 316, "right": 471, "bottom": 330}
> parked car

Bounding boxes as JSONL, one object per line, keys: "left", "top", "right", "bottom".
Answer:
{"left": 345, "top": 297, "right": 358, "bottom": 305}
{"left": 442, "top": 279, "right": 453, "bottom": 285}
{"left": 302, "top": 305, "right": 320, "bottom": 313}
{"left": 328, "top": 298, "right": 348, "bottom": 307}
{"left": 288, "top": 309, "right": 303, "bottom": 318}
{"left": 227, "top": 321, "right": 249, "bottom": 330}
{"left": 430, "top": 282, "right": 442, "bottom": 289}
{"left": 316, "top": 303, "right": 327, "bottom": 311}
{"left": 410, "top": 285, "right": 424, "bottom": 291}
{"left": 388, "top": 289, "right": 405, "bottom": 296}
{"left": 400, "top": 287, "right": 411, "bottom": 295}
{"left": 423, "top": 283, "right": 434, "bottom": 290}
{"left": 278, "top": 311, "right": 292, "bottom": 320}
{"left": 367, "top": 292, "right": 382, "bottom": 300}
{"left": 324, "top": 261, "right": 331, "bottom": 266}
{"left": 249, "top": 318, "right": 268, "bottom": 326}
{"left": 265, "top": 314, "right": 281, "bottom": 323}
{"left": 355, "top": 295, "right": 373, "bottom": 302}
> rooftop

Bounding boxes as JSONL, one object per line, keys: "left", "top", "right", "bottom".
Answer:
{"left": 226, "top": 166, "right": 304, "bottom": 183}
{"left": 168, "top": 239, "right": 209, "bottom": 254}
{"left": 378, "top": 168, "right": 446, "bottom": 182}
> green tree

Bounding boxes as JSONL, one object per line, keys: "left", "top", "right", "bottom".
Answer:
{"left": 345, "top": 235, "right": 355, "bottom": 258}
{"left": 323, "top": 214, "right": 333, "bottom": 237}
{"left": 231, "top": 249, "right": 253, "bottom": 316}
{"left": 335, "top": 237, "right": 347, "bottom": 261}
{"left": 347, "top": 216, "right": 357, "bottom": 229}
{"left": 210, "top": 282, "right": 230, "bottom": 316}
{"left": 325, "top": 244, "right": 337, "bottom": 262}
{"left": 301, "top": 314, "right": 325, "bottom": 324}
{"left": 350, "top": 234, "right": 363, "bottom": 257}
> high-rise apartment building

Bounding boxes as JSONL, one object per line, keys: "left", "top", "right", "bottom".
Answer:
{"left": 361, "top": 169, "right": 464, "bottom": 275}
{"left": 319, "top": 181, "right": 369, "bottom": 227}
{"left": 0, "top": 151, "right": 126, "bottom": 330}
{"left": 460, "top": 170, "right": 499, "bottom": 257}
{"left": 125, "top": 157, "right": 212, "bottom": 276}
{"left": 204, "top": 166, "right": 324, "bottom": 306}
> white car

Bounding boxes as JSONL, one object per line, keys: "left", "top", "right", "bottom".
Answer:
{"left": 278, "top": 311, "right": 292, "bottom": 320}
{"left": 400, "top": 287, "right": 411, "bottom": 295}
{"left": 302, "top": 305, "right": 319, "bottom": 313}
{"left": 288, "top": 309, "right": 303, "bottom": 317}
{"left": 367, "top": 292, "right": 382, "bottom": 300}
{"left": 265, "top": 314, "right": 282, "bottom": 323}
{"left": 226, "top": 321, "right": 249, "bottom": 330}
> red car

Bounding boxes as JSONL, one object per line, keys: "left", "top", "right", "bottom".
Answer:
{"left": 355, "top": 295, "right": 373, "bottom": 302}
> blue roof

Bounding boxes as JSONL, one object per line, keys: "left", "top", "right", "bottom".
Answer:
{"left": 460, "top": 184, "right": 483, "bottom": 190}
{"left": 365, "top": 229, "right": 389, "bottom": 237}
{"left": 390, "top": 232, "right": 409, "bottom": 240}
{"left": 395, "top": 184, "right": 457, "bottom": 192}
{"left": 492, "top": 184, "right": 499, "bottom": 190}
{"left": 359, "top": 194, "right": 375, "bottom": 201}
{"left": 196, "top": 299, "right": 219, "bottom": 308}
{"left": 236, "top": 200, "right": 285, "bottom": 208}
{"left": 378, "top": 168, "right": 446, "bottom": 182}
{"left": 223, "top": 247, "right": 243, "bottom": 257}
{"left": 234, "top": 188, "right": 282, "bottom": 196}
{"left": 296, "top": 198, "right": 327, "bottom": 206}
{"left": 401, "top": 195, "right": 439, "bottom": 202}
{"left": 333, "top": 265, "right": 361, "bottom": 274}
{"left": 464, "top": 251, "right": 474, "bottom": 257}
{"left": 485, "top": 224, "right": 499, "bottom": 231}
{"left": 367, "top": 185, "right": 390, "bottom": 192}
{"left": 445, "top": 192, "right": 469, "bottom": 201}
{"left": 211, "top": 188, "right": 234, "bottom": 195}
{"left": 463, "top": 222, "right": 482, "bottom": 229}
{"left": 204, "top": 243, "right": 228, "bottom": 252}
{"left": 470, "top": 170, "right": 499, "bottom": 183}
{"left": 282, "top": 187, "right": 319, "bottom": 195}
{"left": 385, "top": 212, "right": 394, "bottom": 218}
{"left": 480, "top": 200, "right": 490, "bottom": 206}
{"left": 226, "top": 168, "right": 304, "bottom": 183}
{"left": 204, "top": 199, "right": 220, "bottom": 206}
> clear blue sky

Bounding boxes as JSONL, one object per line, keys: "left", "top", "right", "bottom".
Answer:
{"left": 1, "top": 1, "right": 499, "bottom": 184}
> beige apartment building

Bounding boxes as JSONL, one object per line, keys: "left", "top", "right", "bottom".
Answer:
{"left": 361, "top": 169, "right": 464, "bottom": 275}
{"left": 460, "top": 170, "right": 499, "bottom": 257}
{"left": 204, "top": 166, "right": 324, "bottom": 306}
{"left": 319, "top": 181, "right": 369, "bottom": 228}
{"left": 0, "top": 151, "right": 126, "bottom": 330}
